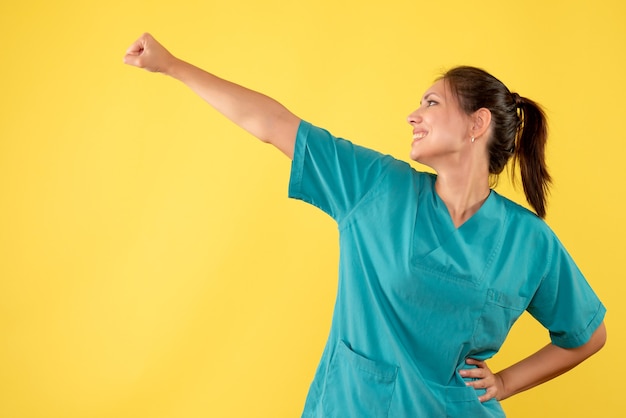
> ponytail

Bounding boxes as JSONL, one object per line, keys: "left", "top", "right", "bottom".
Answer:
{"left": 512, "top": 95, "right": 551, "bottom": 218}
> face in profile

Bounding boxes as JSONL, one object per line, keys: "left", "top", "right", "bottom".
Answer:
{"left": 407, "top": 79, "right": 474, "bottom": 170}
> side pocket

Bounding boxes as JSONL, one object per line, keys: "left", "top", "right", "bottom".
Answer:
{"left": 473, "top": 289, "right": 528, "bottom": 354}
{"left": 322, "top": 341, "right": 398, "bottom": 418}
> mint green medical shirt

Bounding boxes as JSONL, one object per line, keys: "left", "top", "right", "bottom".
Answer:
{"left": 288, "top": 121, "right": 606, "bottom": 418}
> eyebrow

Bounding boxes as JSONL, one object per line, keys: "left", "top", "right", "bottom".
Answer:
{"left": 420, "top": 92, "right": 440, "bottom": 105}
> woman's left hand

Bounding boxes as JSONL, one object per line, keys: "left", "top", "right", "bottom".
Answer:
{"left": 460, "top": 358, "right": 505, "bottom": 402}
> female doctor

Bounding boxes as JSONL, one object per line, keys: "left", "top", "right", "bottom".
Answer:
{"left": 124, "top": 33, "right": 606, "bottom": 417}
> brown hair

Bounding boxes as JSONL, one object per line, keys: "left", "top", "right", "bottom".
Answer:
{"left": 441, "top": 66, "right": 551, "bottom": 218}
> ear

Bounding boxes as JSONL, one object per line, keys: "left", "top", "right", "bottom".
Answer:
{"left": 471, "top": 108, "right": 492, "bottom": 139}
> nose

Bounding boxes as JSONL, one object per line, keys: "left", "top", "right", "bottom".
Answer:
{"left": 407, "top": 108, "right": 422, "bottom": 125}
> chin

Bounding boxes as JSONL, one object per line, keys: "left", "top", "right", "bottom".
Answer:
{"left": 410, "top": 152, "right": 436, "bottom": 170}
{"left": 409, "top": 148, "right": 426, "bottom": 163}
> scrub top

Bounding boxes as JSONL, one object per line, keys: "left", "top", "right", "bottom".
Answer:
{"left": 288, "top": 120, "right": 606, "bottom": 418}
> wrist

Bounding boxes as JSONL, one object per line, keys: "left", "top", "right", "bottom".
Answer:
{"left": 494, "top": 372, "right": 508, "bottom": 401}
{"left": 163, "top": 56, "right": 186, "bottom": 79}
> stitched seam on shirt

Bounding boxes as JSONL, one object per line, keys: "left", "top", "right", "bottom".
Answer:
{"left": 477, "top": 199, "right": 509, "bottom": 283}
{"left": 336, "top": 156, "right": 395, "bottom": 230}
{"left": 287, "top": 120, "right": 308, "bottom": 203}
{"left": 552, "top": 301, "right": 606, "bottom": 347}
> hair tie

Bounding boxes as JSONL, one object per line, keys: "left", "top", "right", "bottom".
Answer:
{"left": 511, "top": 92, "right": 523, "bottom": 108}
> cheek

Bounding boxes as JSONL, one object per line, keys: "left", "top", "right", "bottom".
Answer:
{"left": 438, "top": 114, "right": 469, "bottom": 140}
{"left": 451, "top": 112, "right": 472, "bottom": 134}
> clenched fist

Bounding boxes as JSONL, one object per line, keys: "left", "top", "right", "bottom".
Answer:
{"left": 123, "top": 33, "right": 177, "bottom": 74}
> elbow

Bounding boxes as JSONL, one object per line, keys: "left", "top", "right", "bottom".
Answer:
{"left": 593, "top": 322, "right": 607, "bottom": 353}
{"left": 585, "top": 321, "right": 607, "bottom": 357}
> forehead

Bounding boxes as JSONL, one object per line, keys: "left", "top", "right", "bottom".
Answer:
{"left": 422, "top": 78, "right": 450, "bottom": 99}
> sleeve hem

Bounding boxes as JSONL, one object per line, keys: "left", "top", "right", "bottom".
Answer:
{"left": 287, "top": 120, "right": 310, "bottom": 202}
{"left": 550, "top": 302, "right": 606, "bottom": 349}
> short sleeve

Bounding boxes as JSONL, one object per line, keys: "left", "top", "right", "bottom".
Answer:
{"left": 527, "top": 234, "right": 606, "bottom": 348}
{"left": 288, "top": 120, "right": 395, "bottom": 221}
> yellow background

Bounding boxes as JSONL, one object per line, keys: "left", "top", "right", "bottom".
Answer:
{"left": 0, "top": 0, "right": 623, "bottom": 417}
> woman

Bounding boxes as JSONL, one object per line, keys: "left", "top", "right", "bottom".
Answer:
{"left": 124, "top": 33, "right": 606, "bottom": 417}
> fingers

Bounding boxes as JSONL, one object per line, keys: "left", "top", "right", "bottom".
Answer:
{"left": 460, "top": 358, "right": 501, "bottom": 402}
{"left": 123, "top": 47, "right": 143, "bottom": 67}
{"left": 125, "top": 37, "right": 146, "bottom": 56}
{"left": 464, "top": 358, "right": 485, "bottom": 367}
{"left": 123, "top": 33, "right": 171, "bottom": 72}
{"left": 124, "top": 35, "right": 146, "bottom": 67}
{"left": 478, "top": 386, "right": 498, "bottom": 403}
{"left": 459, "top": 358, "right": 490, "bottom": 381}
{"left": 123, "top": 33, "right": 150, "bottom": 66}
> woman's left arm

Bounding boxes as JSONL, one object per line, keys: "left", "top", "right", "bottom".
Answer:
{"left": 462, "top": 321, "right": 607, "bottom": 402}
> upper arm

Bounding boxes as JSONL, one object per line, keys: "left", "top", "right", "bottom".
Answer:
{"left": 264, "top": 110, "right": 301, "bottom": 159}
{"left": 288, "top": 121, "right": 397, "bottom": 222}
{"left": 527, "top": 233, "right": 606, "bottom": 349}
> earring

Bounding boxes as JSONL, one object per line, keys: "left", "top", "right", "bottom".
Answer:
{"left": 471, "top": 137, "right": 475, "bottom": 143}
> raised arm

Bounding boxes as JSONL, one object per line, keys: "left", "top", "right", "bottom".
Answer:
{"left": 123, "top": 33, "right": 300, "bottom": 159}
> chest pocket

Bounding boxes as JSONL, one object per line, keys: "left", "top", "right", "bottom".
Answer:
{"left": 472, "top": 289, "right": 528, "bottom": 355}
{"left": 322, "top": 341, "right": 398, "bottom": 418}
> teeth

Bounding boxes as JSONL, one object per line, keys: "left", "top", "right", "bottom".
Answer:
{"left": 413, "top": 132, "right": 427, "bottom": 140}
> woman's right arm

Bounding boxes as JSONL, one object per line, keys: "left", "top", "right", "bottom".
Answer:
{"left": 123, "top": 33, "right": 300, "bottom": 159}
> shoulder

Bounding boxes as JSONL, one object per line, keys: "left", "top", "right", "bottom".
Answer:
{"left": 497, "top": 192, "right": 549, "bottom": 231}
{"left": 495, "top": 192, "right": 559, "bottom": 254}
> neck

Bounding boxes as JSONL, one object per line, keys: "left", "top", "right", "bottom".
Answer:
{"left": 434, "top": 166, "right": 491, "bottom": 228}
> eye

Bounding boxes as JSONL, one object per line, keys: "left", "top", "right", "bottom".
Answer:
{"left": 426, "top": 100, "right": 438, "bottom": 107}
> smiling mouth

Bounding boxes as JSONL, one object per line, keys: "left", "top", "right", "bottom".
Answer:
{"left": 412, "top": 131, "right": 428, "bottom": 141}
